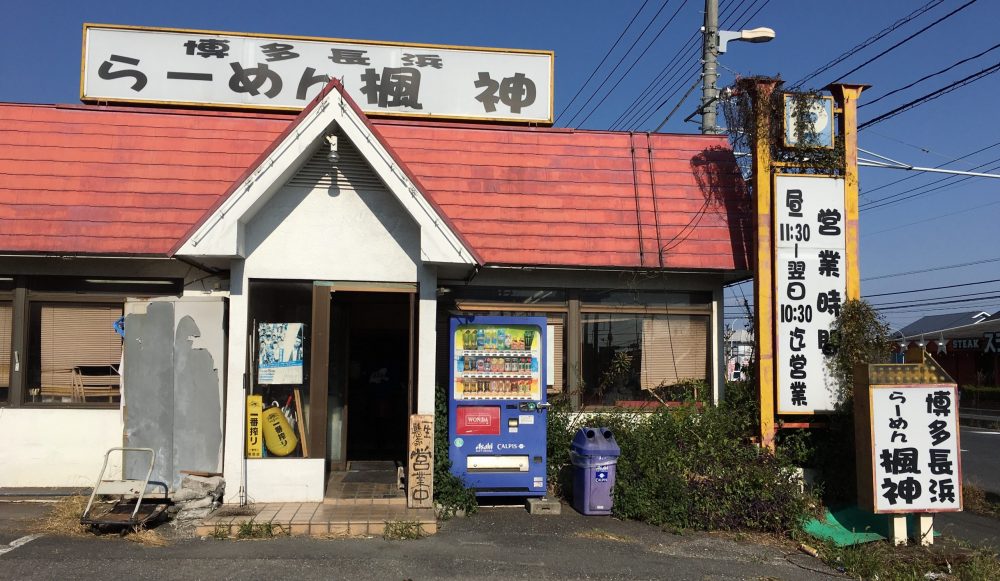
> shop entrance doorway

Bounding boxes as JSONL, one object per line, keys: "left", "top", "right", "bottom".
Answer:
{"left": 309, "top": 283, "right": 415, "bottom": 479}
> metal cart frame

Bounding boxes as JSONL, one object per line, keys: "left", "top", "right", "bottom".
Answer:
{"left": 81, "top": 447, "right": 170, "bottom": 531}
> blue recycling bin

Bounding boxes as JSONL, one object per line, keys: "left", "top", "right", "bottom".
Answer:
{"left": 570, "top": 427, "right": 621, "bottom": 515}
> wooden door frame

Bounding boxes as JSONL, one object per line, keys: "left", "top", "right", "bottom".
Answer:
{"left": 308, "top": 281, "right": 417, "bottom": 472}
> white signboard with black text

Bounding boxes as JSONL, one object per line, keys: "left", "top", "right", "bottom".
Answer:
{"left": 870, "top": 385, "right": 961, "bottom": 513}
{"left": 774, "top": 175, "right": 846, "bottom": 413}
{"left": 82, "top": 24, "right": 553, "bottom": 123}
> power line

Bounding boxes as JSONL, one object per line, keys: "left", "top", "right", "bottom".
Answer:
{"left": 609, "top": 32, "right": 701, "bottom": 130}
{"left": 860, "top": 152, "right": 1000, "bottom": 209}
{"left": 573, "top": 0, "right": 690, "bottom": 128}
{"left": 863, "top": 256, "right": 1000, "bottom": 281}
{"left": 832, "top": 0, "right": 980, "bottom": 84}
{"left": 875, "top": 302, "right": 1000, "bottom": 316}
{"left": 613, "top": 0, "right": 767, "bottom": 131}
{"left": 791, "top": 0, "right": 943, "bottom": 89}
{"left": 645, "top": 0, "right": 771, "bottom": 131}
{"left": 563, "top": 0, "right": 678, "bottom": 128}
{"left": 859, "top": 61, "right": 1000, "bottom": 130}
{"left": 864, "top": 277, "right": 1000, "bottom": 298}
{"left": 860, "top": 158, "right": 1000, "bottom": 211}
{"left": 860, "top": 139, "right": 1000, "bottom": 199}
{"left": 556, "top": 0, "right": 653, "bottom": 125}
{"left": 862, "top": 198, "right": 1000, "bottom": 237}
{"left": 871, "top": 288, "right": 1000, "bottom": 308}
{"left": 874, "top": 293, "right": 1000, "bottom": 312}
{"left": 861, "top": 41, "right": 1000, "bottom": 109}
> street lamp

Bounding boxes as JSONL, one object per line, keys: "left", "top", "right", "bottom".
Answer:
{"left": 717, "top": 27, "right": 776, "bottom": 54}
{"left": 701, "top": 0, "right": 775, "bottom": 134}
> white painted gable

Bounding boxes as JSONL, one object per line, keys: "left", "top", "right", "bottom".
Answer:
{"left": 176, "top": 84, "right": 475, "bottom": 267}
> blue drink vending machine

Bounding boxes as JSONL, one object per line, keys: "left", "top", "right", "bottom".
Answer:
{"left": 449, "top": 316, "right": 548, "bottom": 497}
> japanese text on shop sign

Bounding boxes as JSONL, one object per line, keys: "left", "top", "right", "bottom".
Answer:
{"left": 246, "top": 395, "right": 263, "bottom": 458}
{"left": 871, "top": 386, "right": 961, "bottom": 512}
{"left": 774, "top": 175, "right": 847, "bottom": 413}
{"left": 407, "top": 415, "right": 434, "bottom": 509}
{"left": 82, "top": 25, "right": 553, "bottom": 122}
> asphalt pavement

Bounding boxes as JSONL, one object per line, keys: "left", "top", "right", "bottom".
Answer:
{"left": 0, "top": 502, "right": 842, "bottom": 581}
{"left": 959, "top": 425, "right": 1000, "bottom": 496}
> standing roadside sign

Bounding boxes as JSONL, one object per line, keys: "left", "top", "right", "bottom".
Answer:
{"left": 854, "top": 356, "right": 962, "bottom": 545}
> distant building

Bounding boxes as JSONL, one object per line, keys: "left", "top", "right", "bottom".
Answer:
{"left": 897, "top": 310, "right": 1000, "bottom": 388}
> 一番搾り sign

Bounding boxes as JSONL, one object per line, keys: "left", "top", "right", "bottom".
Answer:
{"left": 81, "top": 24, "right": 554, "bottom": 123}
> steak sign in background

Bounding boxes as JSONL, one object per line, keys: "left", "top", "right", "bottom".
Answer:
{"left": 82, "top": 24, "right": 554, "bottom": 123}
{"left": 774, "top": 175, "right": 847, "bottom": 414}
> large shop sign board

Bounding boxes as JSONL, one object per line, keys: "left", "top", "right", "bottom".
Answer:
{"left": 854, "top": 362, "right": 962, "bottom": 514}
{"left": 773, "top": 174, "right": 847, "bottom": 414}
{"left": 81, "top": 24, "right": 554, "bottom": 123}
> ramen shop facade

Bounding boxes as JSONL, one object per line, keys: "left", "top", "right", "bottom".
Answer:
{"left": 0, "top": 27, "right": 752, "bottom": 502}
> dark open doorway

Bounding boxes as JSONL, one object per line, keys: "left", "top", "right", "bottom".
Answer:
{"left": 328, "top": 291, "right": 411, "bottom": 469}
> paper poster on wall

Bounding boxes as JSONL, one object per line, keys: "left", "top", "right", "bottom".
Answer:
{"left": 258, "top": 323, "right": 304, "bottom": 384}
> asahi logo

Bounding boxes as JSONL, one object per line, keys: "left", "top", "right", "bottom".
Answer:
{"left": 474, "top": 442, "right": 493, "bottom": 453}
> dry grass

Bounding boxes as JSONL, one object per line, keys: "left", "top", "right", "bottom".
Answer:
{"left": 963, "top": 483, "right": 1000, "bottom": 518}
{"left": 34, "top": 495, "right": 169, "bottom": 546}
{"left": 125, "top": 527, "right": 169, "bottom": 547}
{"left": 574, "top": 528, "right": 635, "bottom": 543}
{"left": 33, "top": 495, "right": 93, "bottom": 537}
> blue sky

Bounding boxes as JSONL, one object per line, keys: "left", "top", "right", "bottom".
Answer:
{"left": 2, "top": 0, "right": 998, "bottom": 332}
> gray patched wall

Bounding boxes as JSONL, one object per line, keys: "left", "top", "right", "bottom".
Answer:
{"left": 123, "top": 297, "right": 225, "bottom": 490}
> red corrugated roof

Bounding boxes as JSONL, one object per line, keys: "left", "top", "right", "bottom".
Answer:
{"left": 0, "top": 101, "right": 750, "bottom": 271}
{"left": 373, "top": 120, "right": 751, "bottom": 271}
{"left": 0, "top": 103, "right": 289, "bottom": 255}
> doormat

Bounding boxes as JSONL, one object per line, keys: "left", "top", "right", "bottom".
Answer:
{"left": 348, "top": 461, "right": 397, "bottom": 472}
{"left": 341, "top": 470, "right": 398, "bottom": 485}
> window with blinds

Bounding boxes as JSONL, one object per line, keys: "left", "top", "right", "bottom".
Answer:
{"left": 0, "top": 302, "right": 11, "bottom": 401}
{"left": 640, "top": 315, "right": 709, "bottom": 389}
{"left": 582, "top": 313, "right": 709, "bottom": 407}
{"left": 29, "top": 303, "right": 123, "bottom": 404}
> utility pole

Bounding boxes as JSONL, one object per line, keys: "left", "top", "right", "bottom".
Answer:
{"left": 700, "top": 0, "right": 719, "bottom": 134}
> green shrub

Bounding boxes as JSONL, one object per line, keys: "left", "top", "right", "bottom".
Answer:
{"left": 434, "top": 384, "right": 478, "bottom": 519}
{"left": 546, "top": 392, "right": 577, "bottom": 497}
{"left": 547, "top": 389, "right": 814, "bottom": 533}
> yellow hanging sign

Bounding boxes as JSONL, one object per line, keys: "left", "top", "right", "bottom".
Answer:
{"left": 246, "top": 395, "right": 263, "bottom": 458}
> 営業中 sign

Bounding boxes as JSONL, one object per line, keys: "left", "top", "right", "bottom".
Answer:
{"left": 81, "top": 24, "right": 554, "bottom": 123}
{"left": 774, "top": 174, "right": 847, "bottom": 413}
{"left": 869, "top": 385, "right": 962, "bottom": 513}
{"left": 407, "top": 414, "right": 434, "bottom": 509}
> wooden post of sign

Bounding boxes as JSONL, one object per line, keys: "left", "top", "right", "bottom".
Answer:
{"left": 826, "top": 84, "right": 868, "bottom": 301}
{"left": 750, "top": 78, "right": 782, "bottom": 451}
{"left": 889, "top": 515, "right": 907, "bottom": 546}
{"left": 407, "top": 414, "right": 434, "bottom": 509}
{"left": 917, "top": 514, "right": 934, "bottom": 546}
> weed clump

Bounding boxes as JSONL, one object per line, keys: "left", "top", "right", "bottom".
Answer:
{"left": 548, "top": 382, "right": 813, "bottom": 533}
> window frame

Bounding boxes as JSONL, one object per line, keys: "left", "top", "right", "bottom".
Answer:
{"left": 1, "top": 276, "right": 181, "bottom": 409}
{"left": 444, "top": 286, "right": 716, "bottom": 411}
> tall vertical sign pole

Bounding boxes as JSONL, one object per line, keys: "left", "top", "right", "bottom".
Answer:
{"left": 827, "top": 84, "right": 868, "bottom": 300}
{"left": 751, "top": 79, "right": 782, "bottom": 450}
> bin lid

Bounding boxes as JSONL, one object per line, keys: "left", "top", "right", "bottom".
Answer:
{"left": 570, "top": 427, "right": 621, "bottom": 457}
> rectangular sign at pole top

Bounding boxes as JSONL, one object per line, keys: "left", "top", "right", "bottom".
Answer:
{"left": 81, "top": 24, "right": 554, "bottom": 124}
{"left": 774, "top": 174, "right": 847, "bottom": 414}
